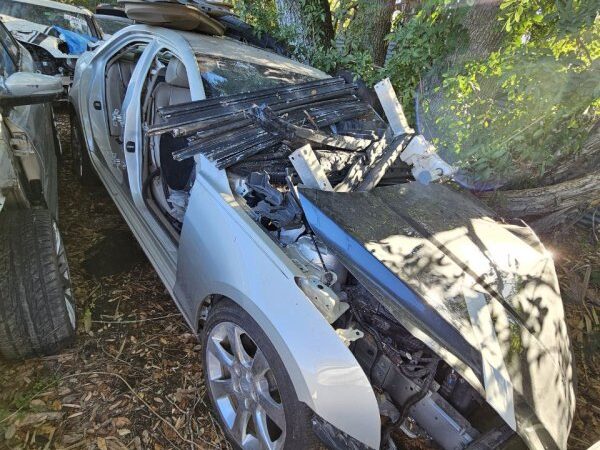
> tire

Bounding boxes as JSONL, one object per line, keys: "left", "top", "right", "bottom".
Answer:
{"left": 0, "top": 209, "right": 76, "bottom": 359}
{"left": 202, "top": 300, "right": 322, "bottom": 450}
{"left": 70, "top": 112, "right": 98, "bottom": 186}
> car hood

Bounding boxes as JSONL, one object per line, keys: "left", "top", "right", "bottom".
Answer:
{"left": 298, "top": 183, "right": 575, "bottom": 450}
{"left": 1, "top": 15, "right": 72, "bottom": 59}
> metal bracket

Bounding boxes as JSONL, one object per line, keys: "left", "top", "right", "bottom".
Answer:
{"left": 289, "top": 144, "right": 333, "bottom": 191}
{"left": 374, "top": 78, "right": 414, "bottom": 137}
{"left": 336, "top": 327, "right": 365, "bottom": 347}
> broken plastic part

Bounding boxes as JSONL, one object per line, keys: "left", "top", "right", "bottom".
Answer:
{"left": 399, "top": 135, "right": 456, "bottom": 184}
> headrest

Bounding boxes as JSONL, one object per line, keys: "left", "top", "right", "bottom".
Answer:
{"left": 166, "top": 58, "right": 189, "bottom": 88}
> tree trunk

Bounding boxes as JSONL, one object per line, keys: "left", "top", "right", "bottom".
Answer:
{"left": 479, "top": 171, "right": 600, "bottom": 218}
{"left": 462, "top": 0, "right": 504, "bottom": 59}
{"left": 274, "top": 0, "right": 334, "bottom": 57}
{"left": 542, "top": 121, "right": 600, "bottom": 185}
{"left": 478, "top": 119, "right": 600, "bottom": 232}
{"left": 346, "top": 0, "right": 396, "bottom": 66}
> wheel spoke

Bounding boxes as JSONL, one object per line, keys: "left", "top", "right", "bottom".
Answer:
{"left": 257, "top": 391, "right": 285, "bottom": 430}
{"left": 231, "top": 408, "right": 250, "bottom": 443}
{"left": 253, "top": 408, "right": 276, "bottom": 450}
{"left": 251, "top": 349, "right": 269, "bottom": 377}
{"left": 226, "top": 323, "right": 252, "bottom": 366}
{"left": 208, "top": 335, "right": 234, "bottom": 368}
{"left": 210, "top": 378, "right": 235, "bottom": 399}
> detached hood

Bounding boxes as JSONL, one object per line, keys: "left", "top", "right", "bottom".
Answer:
{"left": 298, "top": 183, "right": 575, "bottom": 450}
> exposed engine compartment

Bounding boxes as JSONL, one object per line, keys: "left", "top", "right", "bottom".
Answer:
{"left": 147, "top": 74, "right": 570, "bottom": 450}
{"left": 229, "top": 167, "right": 522, "bottom": 450}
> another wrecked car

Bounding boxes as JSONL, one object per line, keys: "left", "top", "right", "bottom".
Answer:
{"left": 0, "top": 0, "right": 101, "bottom": 91}
{"left": 69, "top": 22, "right": 575, "bottom": 450}
{"left": 0, "top": 19, "right": 76, "bottom": 359}
{"left": 94, "top": 4, "right": 133, "bottom": 38}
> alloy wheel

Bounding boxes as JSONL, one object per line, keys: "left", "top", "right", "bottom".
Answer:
{"left": 206, "top": 321, "right": 286, "bottom": 450}
{"left": 52, "top": 221, "right": 76, "bottom": 329}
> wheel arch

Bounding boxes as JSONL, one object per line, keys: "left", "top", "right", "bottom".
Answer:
{"left": 181, "top": 277, "right": 381, "bottom": 450}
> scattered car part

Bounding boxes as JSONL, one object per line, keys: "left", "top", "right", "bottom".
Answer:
{"left": 289, "top": 144, "right": 333, "bottom": 191}
{"left": 374, "top": 78, "right": 414, "bottom": 136}
{"left": 217, "top": 15, "right": 290, "bottom": 56}
{"left": 118, "top": 0, "right": 226, "bottom": 34}
{"left": 400, "top": 134, "right": 457, "bottom": 184}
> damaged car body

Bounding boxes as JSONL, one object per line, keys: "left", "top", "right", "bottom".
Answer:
{"left": 69, "top": 23, "right": 575, "bottom": 450}
{"left": 0, "top": 0, "right": 101, "bottom": 92}
{"left": 0, "top": 19, "right": 76, "bottom": 359}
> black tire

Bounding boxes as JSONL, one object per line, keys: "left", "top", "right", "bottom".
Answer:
{"left": 70, "top": 112, "right": 98, "bottom": 186}
{"left": 0, "top": 209, "right": 76, "bottom": 359}
{"left": 202, "top": 300, "right": 322, "bottom": 450}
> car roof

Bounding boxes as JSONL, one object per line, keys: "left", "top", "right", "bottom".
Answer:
{"left": 178, "top": 28, "right": 327, "bottom": 79}
{"left": 8, "top": 0, "right": 92, "bottom": 16}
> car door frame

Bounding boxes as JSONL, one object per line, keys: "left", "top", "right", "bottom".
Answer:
{"left": 82, "top": 29, "right": 205, "bottom": 329}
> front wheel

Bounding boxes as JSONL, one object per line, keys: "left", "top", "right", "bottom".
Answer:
{"left": 0, "top": 209, "right": 76, "bottom": 359}
{"left": 202, "top": 300, "right": 321, "bottom": 449}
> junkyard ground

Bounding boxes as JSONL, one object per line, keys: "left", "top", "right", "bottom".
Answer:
{"left": 0, "top": 113, "right": 598, "bottom": 450}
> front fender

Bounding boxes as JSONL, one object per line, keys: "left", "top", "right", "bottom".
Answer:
{"left": 174, "top": 159, "right": 380, "bottom": 449}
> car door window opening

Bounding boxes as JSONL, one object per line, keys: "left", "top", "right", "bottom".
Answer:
{"left": 140, "top": 50, "right": 194, "bottom": 234}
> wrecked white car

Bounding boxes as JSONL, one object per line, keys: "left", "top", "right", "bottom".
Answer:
{"left": 0, "top": 19, "right": 76, "bottom": 359}
{"left": 0, "top": 0, "right": 101, "bottom": 91}
{"left": 69, "top": 22, "right": 574, "bottom": 450}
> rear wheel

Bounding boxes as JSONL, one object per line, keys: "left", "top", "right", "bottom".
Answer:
{"left": 202, "top": 300, "right": 321, "bottom": 449}
{"left": 0, "top": 209, "right": 76, "bottom": 359}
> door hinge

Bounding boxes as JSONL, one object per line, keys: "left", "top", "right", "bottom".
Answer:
{"left": 112, "top": 152, "right": 126, "bottom": 170}
{"left": 10, "top": 134, "right": 34, "bottom": 156}
{"left": 112, "top": 109, "right": 123, "bottom": 127}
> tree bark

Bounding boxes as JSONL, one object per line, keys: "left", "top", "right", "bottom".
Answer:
{"left": 479, "top": 170, "right": 600, "bottom": 218}
{"left": 542, "top": 121, "right": 600, "bottom": 185}
{"left": 346, "top": 0, "right": 396, "bottom": 66}
{"left": 274, "top": 0, "right": 334, "bottom": 57}
{"left": 478, "top": 119, "right": 600, "bottom": 232}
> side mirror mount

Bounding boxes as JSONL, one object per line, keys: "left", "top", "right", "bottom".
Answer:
{"left": 0, "top": 72, "right": 63, "bottom": 108}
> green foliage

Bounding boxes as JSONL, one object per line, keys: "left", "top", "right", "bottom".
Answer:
{"left": 422, "top": 0, "right": 599, "bottom": 185}
{"left": 231, "top": 0, "right": 280, "bottom": 39}
{"left": 383, "top": 0, "right": 468, "bottom": 122}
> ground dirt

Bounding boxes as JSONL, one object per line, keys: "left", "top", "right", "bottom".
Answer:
{"left": 0, "top": 113, "right": 598, "bottom": 450}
